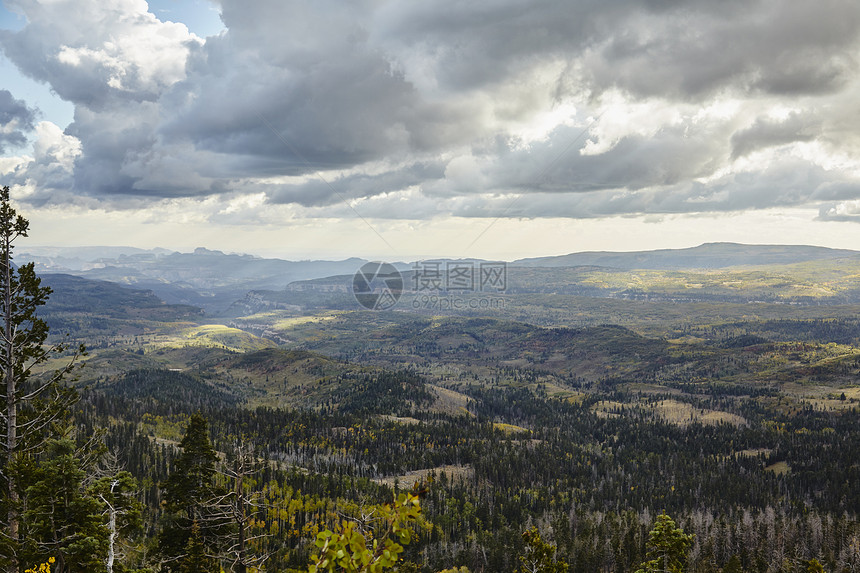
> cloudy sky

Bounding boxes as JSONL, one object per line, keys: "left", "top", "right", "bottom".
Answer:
{"left": 2, "top": 0, "right": 860, "bottom": 260}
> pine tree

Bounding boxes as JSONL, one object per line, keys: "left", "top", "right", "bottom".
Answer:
{"left": 723, "top": 554, "right": 743, "bottom": 573}
{"left": 19, "top": 438, "right": 107, "bottom": 572}
{"left": 178, "top": 520, "right": 217, "bottom": 573}
{"left": 159, "top": 413, "right": 230, "bottom": 572}
{"left": 0, "top": 186, "right": 85, "bottom": 573}
{"left": 633, "top": 512, "right": 694, "bottom": 573}
{"left": 165, "top": 414, "right": 218, "bottom": 515}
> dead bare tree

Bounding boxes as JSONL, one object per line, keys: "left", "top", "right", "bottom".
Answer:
{"left": 218, "top": 440, "right": 272, "bottom": 573}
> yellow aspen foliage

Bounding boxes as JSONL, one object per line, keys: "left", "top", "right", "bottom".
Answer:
{"left": 24, "top": 557, "right": 55, "bottom": 573}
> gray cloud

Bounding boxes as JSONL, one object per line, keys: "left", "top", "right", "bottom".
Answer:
{"left": 266, "top": 161, "right": 445, "bottom": 207}
{"left": 478, "top": 121, "right": 731, "bottom": 194}
{"left": 730, "top": 112, "right": 821, "bottom": 160}
{"left": 0, "top": 89, "right": 36, "bottom": 152}
{"left": 377, "top": 0, "right": 860, "bottom": 99}
{"left": 2, "top": 0, "right": 860, "bottom": 226}
{"left": 159, "top": 1, "right": 480, "bottom": 175}
{"left": 585, "top": 1, "right": 860, "bottom": 99}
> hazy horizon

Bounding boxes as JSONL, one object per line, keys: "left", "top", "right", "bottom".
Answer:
{"left": 15, "top": 240, "right": 860, "bottom": 266}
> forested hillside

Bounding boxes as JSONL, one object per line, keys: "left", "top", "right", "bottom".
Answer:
{"left": 75, "top": 360, "right": 860, "bottom": 572}
{"left": 9, "top": 235, "right": 860, "bottom": 571}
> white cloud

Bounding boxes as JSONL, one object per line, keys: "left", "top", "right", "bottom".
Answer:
{"left": 1, "top": 0, "right": 860, "bottom": 258}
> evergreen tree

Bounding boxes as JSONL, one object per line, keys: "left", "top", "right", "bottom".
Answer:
{"left": 20, "top": 438, "right": 107, "bottom": 572}
{"left": 723, "top": 554, "right": 743, "bottom": 573}
{"left": 633, "top": 512, "right": 694, "bottom": 573}
{"left": 0, "top": 186, "right": 85, "bottom": 572}
{"left": 178, "top": 521, "right": 217, "bottom": 573}
{"left": 164, "top": 414, "right": 218, "bottom": 516}
{"left": 159, "top": 413, "right": 229, "bottom": 572}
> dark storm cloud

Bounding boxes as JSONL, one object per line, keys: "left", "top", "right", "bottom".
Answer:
{"left": 157, "top": 0, "right": 480, "bottom": 175}
{"left": 0, "top": 89, "right": 35, "bottom": 152}
{"left": 584, "top": 1, "right": 860, "bottom": 99}
{"left": 376, "top": 0, "right": 860, "bottom": 99}
{"left": 2, "top": 0, "right": 860, "bottom": 221}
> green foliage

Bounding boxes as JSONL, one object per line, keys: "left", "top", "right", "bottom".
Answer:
{"left": 517, "top": 527, "right": 568, "bottom": 573}
{"left": 20, "top": 438, "right": 107, "bottom": 572}
{"left": 634, "top": 512, "right": 694, "bottom": 573}
{"left": 107, "top": 369, "right": 241, "bottom": 411}
{"left": 159, "top": 413, "right": 229, "bottom": 572}
{"left": 0, "top": 185, "right": 87, "bottom": 572}
{"left": 338, "top": 370, "right": 433, "bottom": 416}
{"left": 723, "top": 554, "right": 743, "bottom": 573}
{"left": 164, "top": 413, "right": 219, "bottom": 513}
{"left": 307, "top": 492, "right": 422, "bottom": 573}
{"left": 178, "top": 520, "right": 217, "bottom": 573}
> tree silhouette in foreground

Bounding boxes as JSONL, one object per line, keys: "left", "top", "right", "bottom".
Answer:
{"left": 0, "top": 185, "right": 85, "bottom": 572}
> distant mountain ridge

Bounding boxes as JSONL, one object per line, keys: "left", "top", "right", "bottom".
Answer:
{"left": 37, "top": 273, "right": 203, "bottom": 341}
{"left": 513, "top": 242, "right": 860, "bottom": 270}
{"left": 21, "top": 243, "right": 860, "bottom": 314}
{"left": 20, "top": 246, "right": 407, "bottom": 314}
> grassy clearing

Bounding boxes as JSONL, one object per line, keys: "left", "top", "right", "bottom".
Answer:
{"left": 147, "top": 324, "right": 277, "bottom": 353}
{"left": 736, "top": 448, "right": 773, "bottom": 458}
{"left": 590, "top": 399, "right": 747, "bottom": 427}
{"left": 538, "top": 382, "right": 584, "bottom": 401}
{"left": 380, "top": 415, "right": 421, "bottom": 425}
{"left": 372, "top": 464, "right": 474, "bottom": 488}
{"left": 591, "top": 400, "right": 626, "bottom": 418}
{"left": 272, "top": 314, "right": 339, "bottom": 330}
{"left": 765, "top": 461, "right": 791, "bottom": 475}
{"left": 780, "top": 381, "right": 860, "bottom": 410}
{"left": 652, "top": 399, "right": 747, "bottom": 427}
{"left": 666, "top": 335, "right": 708, "bottom": 345}
{"left": 493, "top": 422, "right": 530, "bottom": 434}
{"left": 623, "top": 383, "right": 680, "bottom": 395}
{"left": 427, "top": 384, "right": 474, "bottom": 416}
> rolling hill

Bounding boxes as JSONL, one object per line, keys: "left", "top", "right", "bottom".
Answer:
{"left": 513, "top": 242, "right": 859, "bottom": 269}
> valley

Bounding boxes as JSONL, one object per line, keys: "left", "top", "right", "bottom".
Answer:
{"left": 16, "top": 243, "right": 860, "bottom": 571}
